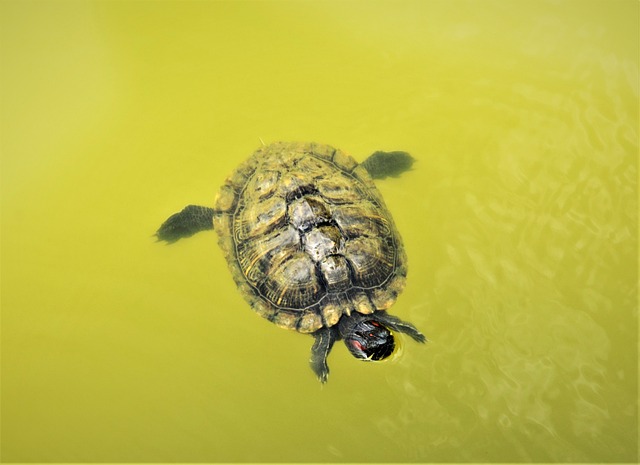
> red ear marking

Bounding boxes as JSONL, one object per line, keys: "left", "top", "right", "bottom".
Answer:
{"left": 351, "top": 340, "right": 364, "bottom": 351}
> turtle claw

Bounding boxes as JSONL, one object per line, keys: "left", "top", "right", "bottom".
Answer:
{"left": 313, "top": 363, "right": 329, "bottom": 384}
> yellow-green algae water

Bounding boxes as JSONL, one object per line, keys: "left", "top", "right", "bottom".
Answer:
{"left": 1, "top": 0, "right": 637, "bottom": 462}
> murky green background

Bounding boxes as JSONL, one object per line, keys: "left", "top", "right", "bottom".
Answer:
{"left": 1, "top": 0, "right": 637, "bottom": 462}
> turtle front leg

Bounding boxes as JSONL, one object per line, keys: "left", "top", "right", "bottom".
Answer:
{"left": 374, "top": 312, "right": 427, "bottom": 343}
{"left": 309, "top": 327, "right": 339, "bottom": 383}
{"left": 156, "top": 205, "right": 216, "bottom": 243}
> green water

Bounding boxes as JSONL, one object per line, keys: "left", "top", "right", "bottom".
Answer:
{"left": 1, "top": 0, "right": 637, "bottom": 462}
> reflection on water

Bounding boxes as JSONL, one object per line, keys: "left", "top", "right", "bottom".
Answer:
{"left": 2, "top": 0, "right": 637, "bottom": 462}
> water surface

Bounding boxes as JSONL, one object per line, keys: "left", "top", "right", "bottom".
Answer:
{"left": 1, "top": 0, "right": 637, "bottom": 462}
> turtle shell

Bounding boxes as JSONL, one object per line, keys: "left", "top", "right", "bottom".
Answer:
{"left": 212, "top": 142, "right": 407, "bottom": 334}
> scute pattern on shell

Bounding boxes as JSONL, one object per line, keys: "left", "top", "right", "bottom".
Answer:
{"left": 213, "top": 142, "right": 407, "bottom": 333}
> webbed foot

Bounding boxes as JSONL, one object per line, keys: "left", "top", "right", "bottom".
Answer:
{"left": 156, "top": 205, "right": 215, "bottom": 243}
{"left": 360, "top": 150, "right": 415, "bottom": 179}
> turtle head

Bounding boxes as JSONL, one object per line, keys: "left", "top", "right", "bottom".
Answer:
{"left": 344, "top": 319, "right": 395, "bottom": 361}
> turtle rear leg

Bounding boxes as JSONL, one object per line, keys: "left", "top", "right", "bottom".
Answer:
{"left": 360, "top": 150, "right": 415, "bottom": 179}
{"left": 309, "top": 327, "right": 339, "bottom": 383}
{"left": 156, "top": 205, "right": 215, "bottom": 243}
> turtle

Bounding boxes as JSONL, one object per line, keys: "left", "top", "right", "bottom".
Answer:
{"left": 156, "top": 141, "right": 425, "bottom": 382}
